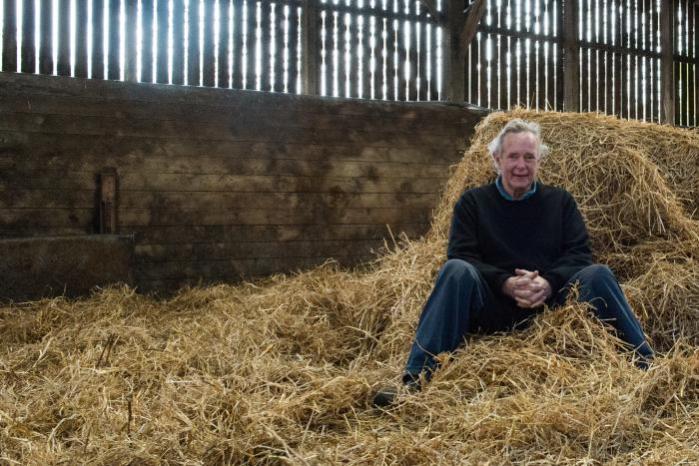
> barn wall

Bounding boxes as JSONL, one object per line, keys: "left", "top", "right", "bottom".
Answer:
{"left": 0, "top": 72, "right": 485, "bottom": 293}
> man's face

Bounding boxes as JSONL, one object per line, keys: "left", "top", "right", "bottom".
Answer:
{"left": 494, "top": 131, "right": 541, "bottom": 199}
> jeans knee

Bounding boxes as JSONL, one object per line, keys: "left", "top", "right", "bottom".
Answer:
{"left": 441, "top": 259, "right": 480, "bottom": 284}
{"left": 578, "top": 264, "right": 616, "bottom": 286}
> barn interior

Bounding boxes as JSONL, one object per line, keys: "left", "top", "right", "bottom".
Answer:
{"left": 2, "top": 0, "right": 699, "bottom": 463}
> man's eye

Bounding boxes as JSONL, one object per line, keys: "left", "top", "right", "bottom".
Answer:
{"left": 524, "top": 155, "right": 536, "bottom": 161}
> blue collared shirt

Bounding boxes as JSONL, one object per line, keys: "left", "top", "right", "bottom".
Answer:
{"left": 495, "top": 175, "right": 538, "bottom": 201}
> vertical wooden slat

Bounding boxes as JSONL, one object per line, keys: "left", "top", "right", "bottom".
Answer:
{"left": 546, "top": 0, "right": 555, "bottom": 109}
{"left": 271, "top": 0, "right": 281, "bottom": 92}
{"left": 222, "top": 0, "right": 231, "bottom": 88}
{"left": 155, "top": 0, "right": 168, "bottom": 83}
{"left": 609, "top": 0, "right": 615, "bottom": 114}
{"left": 74, "top": 0, "right": 88, "bottom": 77}
{"left": 39, "top": 0, "right": 53, "bottom": 75}
{"left": 2, "top": 0, "right": 18, "bottom": 72}
{"left": 286, "top": 1, "right": 297, "bottom": 93}
{"left": 245, "top": 0, "right": 256, "bottom": 89}
{"left": 125, "top": 0, "right": 138, "bottom": 81}
{"left": 643, "top": 0, "right": 649, "bottom": 120}
{"left": 140, "top": 0, "right": 154, "bottom": 82}
{"left": 660, "top": 0, "right": 674, "bottom": 124}
{"left": 479, "top": 32, "right": 488, "bottom": 106}
{"left": 257, "top": 0, "right": 270, "bottom": 91}
{"left": 631, "top": 0, "right": 641, "bottom": 119}
{"left": 372, "top": 14, "right": 381, "bottom": 99}
{"left": 530, "top": 0, "right": 537, "bottom": 108}
{"left": 425, "top": 19, "right": 438, "bottom": 100}
{"left": 21, "top": 0, "right": 36, "bottom": 73}
{"left": 187, "top": 0, "right": 200, "bottom": 86}
{"left": 398, "top": 16, "right": 408, "bottom": 101}
{"left": 301, "top": 0, "right": 319, "bottom": 94}
{"left": 498, "top": 0, "right": 506, "bottom": 108}
{"left": 409, "top": 15, "right": 419, "bottom": 101}
{"left": 613, "top": 0, "right": 621, "bottom": 116}
{"left": 590, "top": 0, "right": 598, "bottom": 111}
{"left": 172, "top": 0, "right": 185, "bottom": 85}
{"left": 692, "top": 4, "right": 699, "bottom": 126}
{"left": 580, "top": 0, "right": 589, "bottom": 111}
{"left": 491, "top": 32, "right": 498, "bottom": 108}
{"left": 232, "top": 0, "right": 244, "bottom": 88}
{"left": 90, "top": 0, "right": 105, "bottom": 79}
{"left": 385, "top": 14, "right": 395, "bottom": 99}
{"left": 620, "top": 0, "right": 628, "bottom": 118}
{"left": 500, "top": 32, "right": 508, "bottom": 109}
{"left": 106, "top": 0, "right": 120, "bottom": 79}
{"left": 57, "top": 0, "right": 71, "bottom": 76}
{"left": 600, "top": 0, "right": 608, "bottom": 113}
{"left": 341, "top": 9, "right": 349, "bottom": 98}
{"left": 562, "top": 0, "right": 579, "bottom": 111}
{"left": 445, "top": 0, "right": 465, "bottom": 102}
{"left": 202, "top": 0, "right": 216, "bottom": 88}
{"left": 687, "top": 0, "right": 694, "bottom": 125}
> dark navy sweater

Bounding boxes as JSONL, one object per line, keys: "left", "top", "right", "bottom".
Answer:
{"left": 447, "top": 182, "right": 593, "bottom": 297}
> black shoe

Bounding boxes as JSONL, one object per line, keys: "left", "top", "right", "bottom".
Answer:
{"left": 372, "top": 377, "right": 421, "bottom": 408}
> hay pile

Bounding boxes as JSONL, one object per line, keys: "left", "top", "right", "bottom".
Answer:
{"left": 2, "top": 110, "right": 699, "bottom": 464}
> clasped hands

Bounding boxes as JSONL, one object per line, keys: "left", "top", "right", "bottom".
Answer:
{"left": 502, "top": 269, "right": 552, "bottom": 309}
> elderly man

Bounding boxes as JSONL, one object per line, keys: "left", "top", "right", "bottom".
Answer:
{"left": 373, "top": 119, "right": 654, "bottom": 407}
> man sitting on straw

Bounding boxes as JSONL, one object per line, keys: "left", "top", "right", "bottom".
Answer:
{"left": 373, "top": 118, "right": 655, "bottom": 408}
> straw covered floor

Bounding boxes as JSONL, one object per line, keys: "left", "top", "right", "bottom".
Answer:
{"left": 2, "top": 110, "right": 699, "bottom": 464}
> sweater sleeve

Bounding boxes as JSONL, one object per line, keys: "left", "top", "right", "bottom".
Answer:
{"left": 540, "top": 193, "right": 594, "bottom": 292}
{"left": 446, "top": 194, "right": 511, "bottom": 293}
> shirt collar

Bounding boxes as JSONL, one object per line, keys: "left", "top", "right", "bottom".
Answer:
{"left": 495, "top": 175, "right": 538, "bottom": 201}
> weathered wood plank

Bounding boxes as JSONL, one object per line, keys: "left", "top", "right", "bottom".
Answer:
{"left": 202, "top": 0, "right": 216, "bottom": 87}
{"left": 20, "top": 0, "right": 36, "bottom": 74}
{"left": 155, "top": 0, "right": 168, "bottom": 83}
{"left": 0, "top": 111, "right": 469, "bottom": 148}
{"left": 660, "top": 0, "right": 674, "bottom": 124}
{"left": 187, "top": 0, "right": 201, "bottom": 86}
{"left": 124, "top": 0, "right": 138, "bottom": 82}
{"left": 135, "top": 238, "right": 390, "bottom": 262}
{"left": 39, "top": 0, "right": 53, "bottom": 75}
{"left": 0, "top": 89, "right": 481, "bottom": 132}
{"left": 74, "top": 0, "right": 89, "bottom": 78}
{"left": 128, "top": 222, "right": 429, "bottom": 244}
{"left": 57, "top": 0, "right": 71, "bottom": 76}
{"left": 107, "top": 0, "right": 121, "bottom": 80}
{"left": 0, "top": 70, "right": 487, "bottom": 121}
{"left": 172, "top": 0, "right": 186, "bottom": 85}
{"left": 141, "top": 0, "right": 154, "bottom": 82}
{"left": 562, "top": 0, "right": 579, "bottom": 111}
{"left": 119, "top": 205, "right": 432, "bottom": 226}
{"left": 0, "top": 130, "right": 463, "bottom": 165}
{"left": 2, "top": 0, "right": 18, "bottom": 72}
{"left": 217, "top": 0, "right": 230, "bottom": 89}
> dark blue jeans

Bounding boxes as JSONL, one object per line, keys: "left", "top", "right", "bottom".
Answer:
{"left": 404, "top": 259, "right": 654, "bottom": 379}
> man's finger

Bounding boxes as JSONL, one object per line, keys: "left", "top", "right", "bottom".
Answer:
{"left": 515, "top": 297, "right": 532, "bottom": 308}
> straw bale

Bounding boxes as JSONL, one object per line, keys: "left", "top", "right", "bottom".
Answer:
{"left": 2, "top": 110, "right": 699, "bottom": 464}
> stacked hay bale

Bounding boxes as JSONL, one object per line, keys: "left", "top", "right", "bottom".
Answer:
{"left": 1, "top": 110, "right": 699, "bottom": 464}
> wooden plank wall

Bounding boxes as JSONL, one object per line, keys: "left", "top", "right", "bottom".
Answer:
{"left": 0, "top": 72, "right": 484, "bottom": 292}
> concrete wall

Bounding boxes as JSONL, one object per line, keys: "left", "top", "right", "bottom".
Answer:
{"left": 0, "top": 72, "right": 485, "bottom": 293}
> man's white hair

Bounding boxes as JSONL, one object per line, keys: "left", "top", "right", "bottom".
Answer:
{"left": 487, "top": 119, "right": 549, "bottom": 172}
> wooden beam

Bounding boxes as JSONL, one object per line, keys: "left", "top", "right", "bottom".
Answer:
{"left": 2, "top": 0, "right": 18, "bottom": 72}
{"left": 561, "top": 0, "right": 580, "bottom": 112}
{"left": 460, "top": 0, "right": 486, "bottom": 50}
{"left": 443, "top": 0, "right": 466, "bottom": 102}
{"left": 660, "top": 0, "right": 675, "bottom": 125}
{"left": 301, "top": 0, "right": 319, "bottom": 95}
